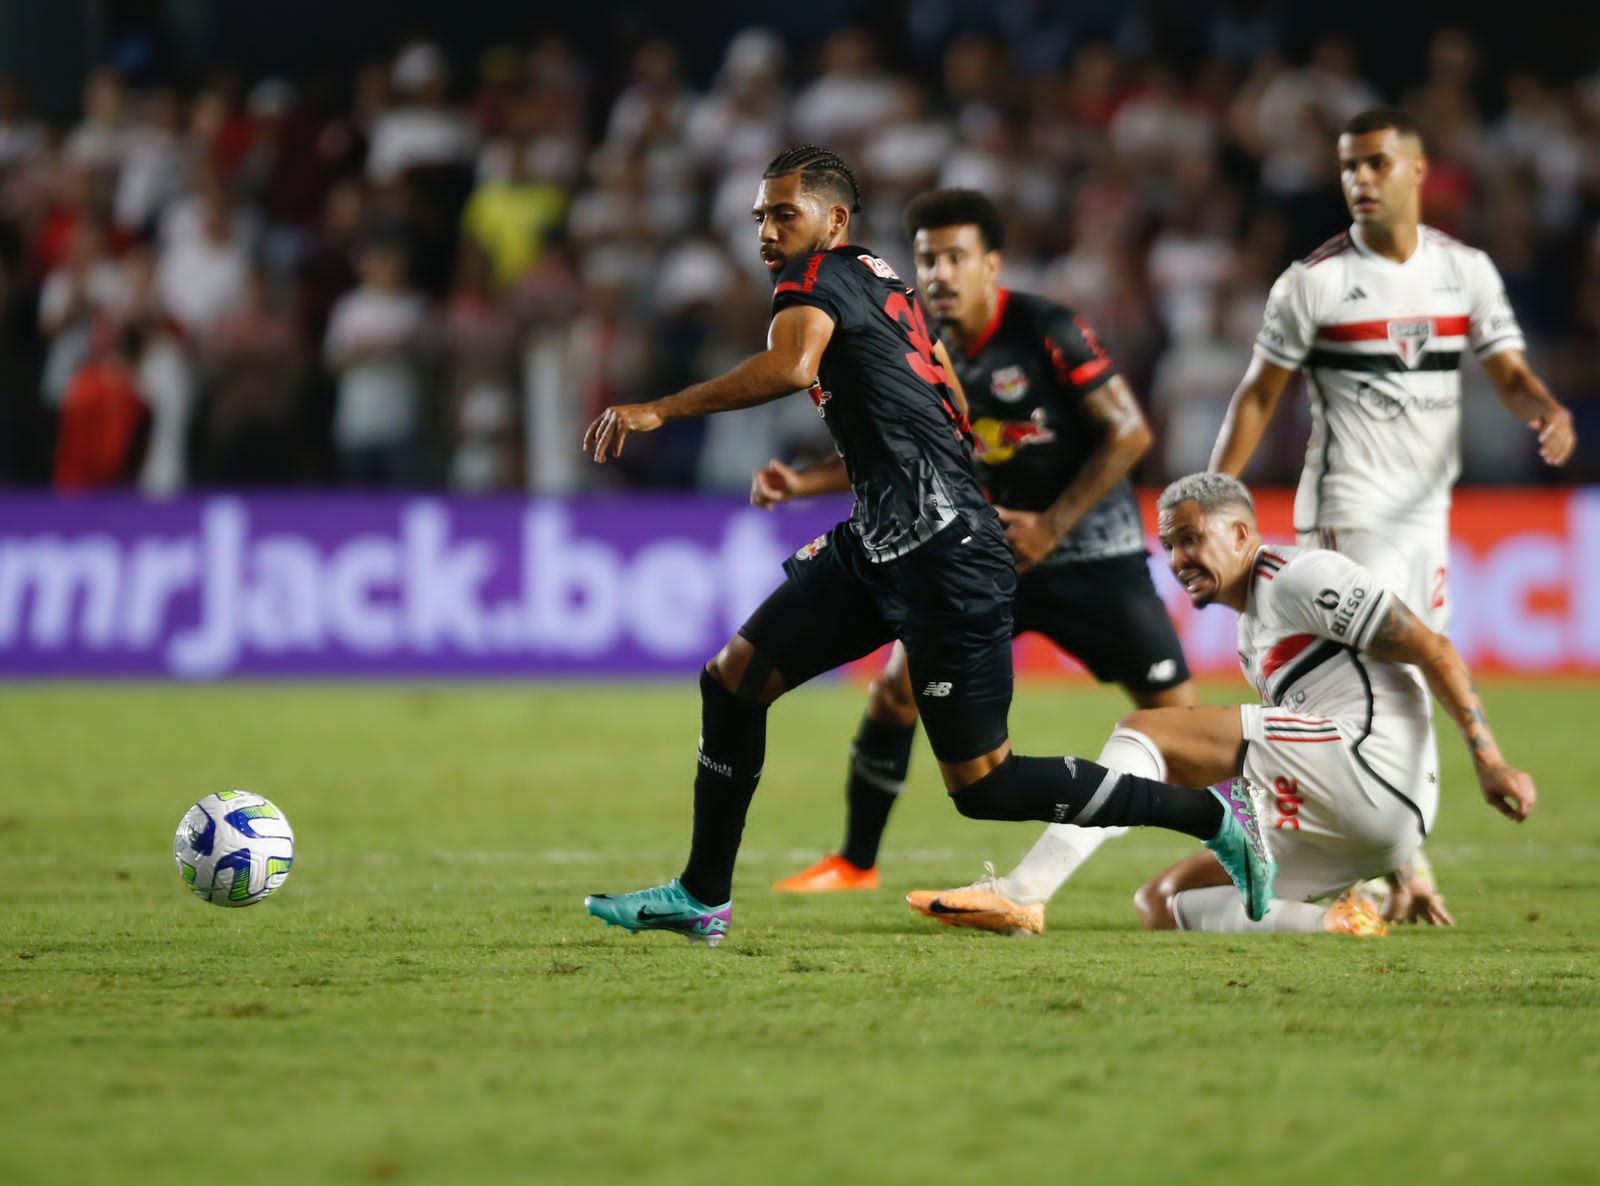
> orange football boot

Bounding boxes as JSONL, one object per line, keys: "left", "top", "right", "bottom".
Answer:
{"left": 772, "top": 854, "right": 880, "bottom": 893}
{"left": 905, "top": 863, "right": 1045, "bottom": 936}
{"left": 1324, "top": 893, "right": 1389, "bottom": 937}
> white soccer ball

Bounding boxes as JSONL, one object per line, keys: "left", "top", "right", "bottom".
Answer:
{"left": 174, "top": 791, "right": 295, "bottom": 907}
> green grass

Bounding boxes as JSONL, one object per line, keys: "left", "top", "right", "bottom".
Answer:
{"left": 2, "top": 679, "right": 1597, "bottom": 1186}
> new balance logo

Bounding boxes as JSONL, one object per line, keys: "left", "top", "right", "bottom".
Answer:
{"left": 1146, "top": 659, "right": 1177, "bottom": 683}
{"left": 921, "top": 681, "right": 953, "bottom": 698}
{"left": 1343, "top": 285, "right": 1367, "bottom": 302}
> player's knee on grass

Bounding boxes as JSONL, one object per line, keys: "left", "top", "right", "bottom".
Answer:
{"left": 1135, "top": 854, "right": 1232, "bottom": 931}
{"left": 1133, "top": 875, "right": 1180, "bottom": 931}
{"left": 707, "top": 637, "right": 787, "bottom": 705}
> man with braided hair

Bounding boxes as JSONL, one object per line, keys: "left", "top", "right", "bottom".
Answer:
{"left": 762, "top": 187, "right": 1195, "bottom": 912}
{"left": 580, "top": 146, "right": 1275, "bottom": 946}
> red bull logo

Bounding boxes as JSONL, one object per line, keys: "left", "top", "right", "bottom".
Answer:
{"left": 971, "top": 409, "right": 1056, "bottom": 463}
{"left": 794, "top": 533, "right": 830, "bottom": 561}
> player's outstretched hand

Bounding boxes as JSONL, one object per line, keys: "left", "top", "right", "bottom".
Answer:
{"left": 1384, "top": 876, "right": 1456, "bottom": 926}
{"left": 583, "top": 403, "right": 664, "bottom": 462}
{"left": 1531, "top": 406, "right": 1576, "bottom": 466}
{"left": 1479, "top": 763, "right": 1536, "bottom": 822}
{"left": 995, "top": 506, "right": 1061, "bottom": 572}
{"left": 751, "top": 460, "right": 801, "bottom": 508}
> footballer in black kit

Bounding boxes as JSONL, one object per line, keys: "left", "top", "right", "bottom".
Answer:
{"left": 958, "top": 288, "right": 1188, "bottom": 696}
{"left": 765, "top": 188, "right": 1195, "bottom": 892}
{"left": 579, "top": 149, "right": 1269, "bottom": 944}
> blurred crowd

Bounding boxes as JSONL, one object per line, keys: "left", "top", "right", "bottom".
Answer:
{"left": 2, "top": 14, "right": 1599, "bottom": 495}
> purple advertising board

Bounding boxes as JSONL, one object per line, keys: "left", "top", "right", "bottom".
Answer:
{"left": 0, "top": 494, "right": 852, "bottom": 678}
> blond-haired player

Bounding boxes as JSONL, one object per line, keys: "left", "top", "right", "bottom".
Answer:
{"left": 917, "top": 474, "right": 1535, "bottom": 936}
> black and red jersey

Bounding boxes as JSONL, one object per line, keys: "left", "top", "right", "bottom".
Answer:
{"left": 952, "top": 289, "right": 1144, "bottom": 564}
{"left": 771, "top": 245, "right": 992, "bottom": 563}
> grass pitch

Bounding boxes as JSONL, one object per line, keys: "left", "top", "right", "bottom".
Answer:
{"left": 1, "top": 679, "right": 1597, "bottom": 1186}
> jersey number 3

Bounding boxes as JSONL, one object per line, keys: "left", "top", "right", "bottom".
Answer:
{"left": 884, "top": 291, "right": 950, "bottom": 387}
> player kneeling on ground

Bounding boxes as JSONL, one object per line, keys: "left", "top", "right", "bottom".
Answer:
{"left": 909, "top": 473, "right": 1536, "bottom": 937}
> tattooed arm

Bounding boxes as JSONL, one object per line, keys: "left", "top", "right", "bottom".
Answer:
{"left": 1363, "top": 598, "right": 1537, "bottom": 822}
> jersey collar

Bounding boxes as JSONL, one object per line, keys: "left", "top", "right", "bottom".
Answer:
{"left": 1349, "top": 222, "right": 1426, "bottom": 267}
{"left": 963, "top": 288, "right": 1010, "bottom": 359}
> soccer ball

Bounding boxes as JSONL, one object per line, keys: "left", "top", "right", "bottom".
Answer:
{"left": 174, "top": 791, "right": 295, "bottom": 907}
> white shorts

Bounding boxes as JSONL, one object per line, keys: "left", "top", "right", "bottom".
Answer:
{"left": 1239, "top": 704, "right": 1432, "bottom": 900}
{"left": 1298, "top": 525, "right": 1449, "bottom": 633}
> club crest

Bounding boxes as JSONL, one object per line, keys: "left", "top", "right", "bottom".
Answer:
{"left": 1387, "top": 318, "right": 1432, "bottom": 368}
{"left": 989, "top": 365, "right": 1030, "bottom": 403}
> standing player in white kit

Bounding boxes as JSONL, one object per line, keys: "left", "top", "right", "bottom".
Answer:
{"left": 905, "top": 107, "right": 1571, "bottom": 933}
{"left": 1212, "top": 105, "right": 1574, "bottom": 636}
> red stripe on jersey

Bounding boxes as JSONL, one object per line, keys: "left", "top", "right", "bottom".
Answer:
{"left": 1068, "top": 357, "right": 1111, "bottom": 387}
{"left": 1264, "top": 735, "right": 1341, "bottom": 743}
{"left": 965, "top": 288, "right": 1010, "bottom": 358}
{"left": 1318, "top": 316, "right": 1472, "bottom": 342}
{"left": 773, "top": 253, "right": 826, "bottom": 297}
{"left": 1260, "top": 633, "right": 1317, "bottom": 680}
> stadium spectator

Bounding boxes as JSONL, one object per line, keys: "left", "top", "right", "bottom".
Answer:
{"left": 323, "top": 236, "right": 430, "bottom": 485}
{"left": 194, "top": 266, "right": 303, "bottom": 486}
{"left": 38, "top": 218, "right": 129, "bottom": 408}
{"left": 114, "top": 87, "right": 188, "bottom": 237}
{"left": 155, "top": 181, "right": 249, "bottom": 344}
{"left": 53, "top": 323, "right": 151, "bottom": 490}
{"left": 792, "top": 28, "right": 899, "bottom": 146}
{"left": 0, "top": 15, "right": 1595, "bottom": 493}
{"left": 366, "top": 43, "right": 477, "bottom": 188}
{"left": 459, "top": 100, "right": 568, "bottom": 291}
{"left": 444, "top": 244, "right": 521, "bottom": 489}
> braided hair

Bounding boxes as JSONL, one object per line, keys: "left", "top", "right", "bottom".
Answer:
{"left": 762, "top": 145, "right": 863, "bottom": 213}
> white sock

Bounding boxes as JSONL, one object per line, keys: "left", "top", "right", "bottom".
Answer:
{"left": 1170, "top": 886, "right": 1327, "bottom": 933}
{"left": 997, "top": 727, "right": 1166, "bottom": 905}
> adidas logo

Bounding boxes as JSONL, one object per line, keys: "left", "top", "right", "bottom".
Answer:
{"left": 1343, "top": 285, "right": 1367, "bottom": 302}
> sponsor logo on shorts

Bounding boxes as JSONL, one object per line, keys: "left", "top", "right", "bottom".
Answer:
{"left": 921, "top": 680, "right": 953, "bottom": 698}
{"left": 1272, "top": 775, "right": 1303, "bottom": 830}
{"left": 1145, "top": 659, "right": 1177, "bottom": 684}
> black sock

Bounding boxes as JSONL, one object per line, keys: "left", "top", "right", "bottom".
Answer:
{"left": 951, "top": 755, "right": 1224, "bottom": 841}
{"left": 839, "top": 716, "right": 915, "bottom": 870}
{"left": 679, "top": 670, "right": 767, "bottom": 905}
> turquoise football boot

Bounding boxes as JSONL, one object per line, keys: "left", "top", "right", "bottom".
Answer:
{"left": 1204, "top": 777, "right": 1277, "bottom": 922}
{"left": 585, "top": 878, "right": 732, "bottom": 946}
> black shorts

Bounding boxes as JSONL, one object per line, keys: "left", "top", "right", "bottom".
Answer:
{"left": 739, "top": 516, "right": 1017, "bottom": 763}
{"left": 1013, "top": 552, "right": 1190, "bottom": 694}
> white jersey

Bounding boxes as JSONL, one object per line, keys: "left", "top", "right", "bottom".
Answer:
{"left": 1238, "top": 545, "right": 1434, "bottom": 814}
{"left": 1254, "top": 224, "right": 1525, "bottom": 534}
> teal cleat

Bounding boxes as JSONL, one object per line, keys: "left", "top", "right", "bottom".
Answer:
{"left": 584, "top": 878, "right": 732, "bottom": 946}
{"left": 1204, "top": 777, "right": 1276, "bottom": 922}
